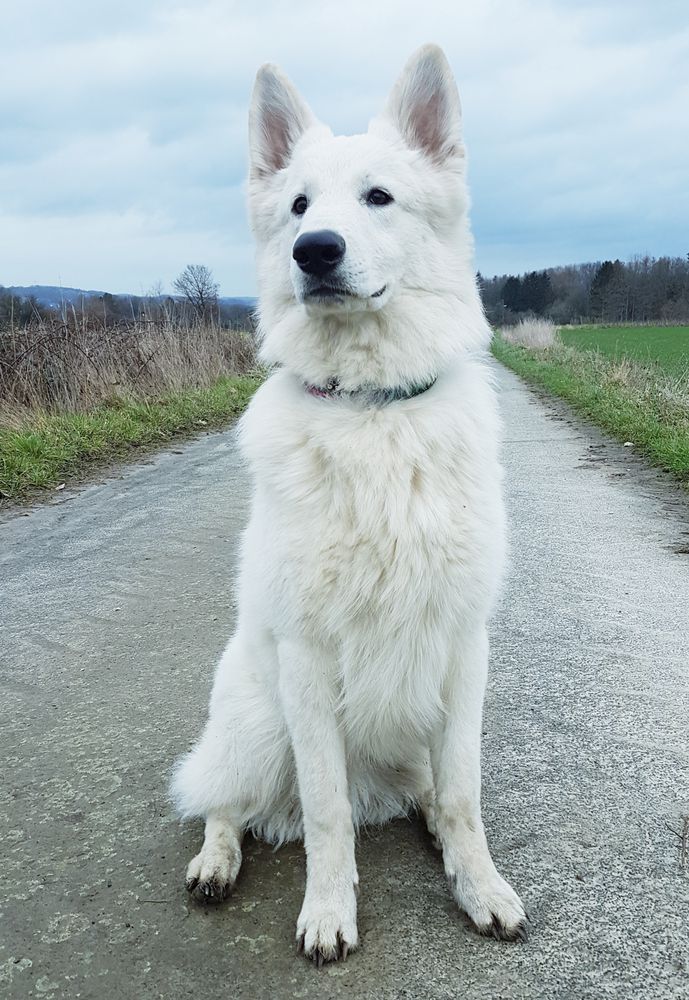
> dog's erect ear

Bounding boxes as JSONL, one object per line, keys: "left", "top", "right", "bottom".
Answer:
{"left": 377, "top": 44, "right": 462, "bottom": 164}
{"left": 249, "top": 64, "right": 316, "bottom": 179}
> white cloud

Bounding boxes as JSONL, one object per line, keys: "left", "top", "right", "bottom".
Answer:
{"left": 1, "top": 0, "right": 687, "bottom": 293}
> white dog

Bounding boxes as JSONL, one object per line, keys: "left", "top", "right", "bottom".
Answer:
{"left": 172, "top": 43, "right": 526, "bottom": 963}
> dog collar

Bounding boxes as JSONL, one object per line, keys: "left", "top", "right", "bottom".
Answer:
{"left": 304, "top": 376, "right": 437, "bottom": 406}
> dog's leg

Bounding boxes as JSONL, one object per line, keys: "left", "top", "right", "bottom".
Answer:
{"left": 432, "top": 626, "right": 527, "bottom": 940}
{"left": 278, "top": 639, "right": 358, "bottom": 965}
{"left": 173, "top": 630, "right": 290, "bottom": 902}
{"left": 185, "top": 807, "right": 243, "bottom": 903}
{"left": 418, "top": 752, "right": 441, "bottom": 848}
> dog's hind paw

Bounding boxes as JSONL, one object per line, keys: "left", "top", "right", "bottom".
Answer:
{"left": 185, "top": 843, "right": 241, "bottom": 904}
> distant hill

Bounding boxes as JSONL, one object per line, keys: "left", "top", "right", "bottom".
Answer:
{"left": 219, "top": 296, "right": 257, "bottom": 309}
{"left": 5, "top": 285, "right": 256, "bottom": 310}
{"left": 7, "top": 285, "right": 107, "bottom": 308}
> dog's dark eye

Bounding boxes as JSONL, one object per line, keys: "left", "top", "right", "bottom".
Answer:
{"left": 292, "top": 195, "right": 308, "bottom": 216}
{"left": 366, "top": 188, "right": 393, "bottom": 207}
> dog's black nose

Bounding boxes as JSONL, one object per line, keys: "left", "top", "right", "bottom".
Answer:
{"left": 292, "top": 230, "right": 346, "bottom": 277}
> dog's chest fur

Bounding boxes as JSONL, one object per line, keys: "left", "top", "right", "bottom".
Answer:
{"left": 240, "top": 363, "right": 505, "bottom": 750}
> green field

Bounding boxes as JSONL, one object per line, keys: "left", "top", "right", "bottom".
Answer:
{"left": 559, "top": 325, "right": 689, "bottom": 376}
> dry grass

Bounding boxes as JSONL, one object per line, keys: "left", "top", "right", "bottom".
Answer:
{"left": 0, "top": 314, "right": 260, "bottom": 502}
{"left": 0, "top": 314, "right": 257, "bottom": 423}
{"left": 501, "top": 318, "right": 558, "bottom": 349}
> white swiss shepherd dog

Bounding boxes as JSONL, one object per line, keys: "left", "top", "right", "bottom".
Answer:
{"left": 172, "top": 43, "right": 527, "bottom": 963}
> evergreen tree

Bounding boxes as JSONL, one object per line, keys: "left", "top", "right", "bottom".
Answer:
{"left": 589, "top": 261, "right": 615, "bottom": 319}
{"left": 501, "top": 275, "right": 523, "bottom": 312}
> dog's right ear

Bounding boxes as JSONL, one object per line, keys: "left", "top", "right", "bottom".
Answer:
{"left": 249, "top": 65, "right": 316, "bottom": 179}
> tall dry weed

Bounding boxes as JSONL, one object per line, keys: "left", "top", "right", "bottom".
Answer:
{"left": 0, "top": 315, "right": 257, "bottom": 420}
{"left": 501, "top": 318, "right": 558, "bottom": 349}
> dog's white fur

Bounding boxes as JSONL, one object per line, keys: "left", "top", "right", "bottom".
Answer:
{"left": 172, "top": 44, "right": 526, "bottom": 961}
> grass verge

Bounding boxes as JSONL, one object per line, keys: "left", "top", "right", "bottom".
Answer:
{"left": 0, "top": 374, "right": 260, "bottom": 504}
{"left": 492, "top": 336, "right": 689, "bottom": 483}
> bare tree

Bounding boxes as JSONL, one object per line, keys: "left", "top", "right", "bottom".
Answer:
{"left": 173, "top": 264, "right": 219, "bottom": 319}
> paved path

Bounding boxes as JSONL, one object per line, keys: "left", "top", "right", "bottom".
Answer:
{"left": 2, "top": 367, "right": 688, "bottom": 999}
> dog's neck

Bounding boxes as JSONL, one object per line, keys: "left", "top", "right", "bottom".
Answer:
{"left": 258, "top": 289, "right": 491, "bottom": 393}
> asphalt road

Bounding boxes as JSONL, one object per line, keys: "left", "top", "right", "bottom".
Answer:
{"left": 2, "top": 366, "right": 688, "bottom": 999}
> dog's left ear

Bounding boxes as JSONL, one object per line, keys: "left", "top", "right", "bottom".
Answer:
{"left": 374, "top": 44, "right": 463, "bottom": 164}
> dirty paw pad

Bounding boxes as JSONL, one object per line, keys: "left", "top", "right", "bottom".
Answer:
{"left": 185, "top": 845, "right": 241, "bottom": 904}
{"left": 297, "top": 929, "right": 353, "bottom": 966}
{"left": 186, "top": 873, "right": 233, "bottom": 903}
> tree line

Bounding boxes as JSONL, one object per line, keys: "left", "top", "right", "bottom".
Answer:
{"left": 0, "top": 265, "right": 255, "bottom": 331}
{"left": 5, "top": 256, "right": 689, "bottom": 333}
{"left": 480, "top": 255, "right": 689, "bottom": 326}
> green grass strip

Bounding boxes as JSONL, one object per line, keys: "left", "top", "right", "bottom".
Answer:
{"left": 558, "top": 325, "right": 689, "bottom": 377}
{"left": 0, "top": 374, "right": 260, "bottom": 503}
{"left": 493, "top": 336, "right": 689, "bottom": 483}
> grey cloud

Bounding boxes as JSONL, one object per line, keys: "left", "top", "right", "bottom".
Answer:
{"left": 1, "top": 0, "right": 687, "bottom": 294}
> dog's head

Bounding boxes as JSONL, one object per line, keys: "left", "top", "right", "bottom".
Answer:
{"left": 248, "top": 45, "right": 487, "bottom": 384}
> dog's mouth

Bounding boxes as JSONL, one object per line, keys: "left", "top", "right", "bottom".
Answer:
{"left": 306, "top": 285, "right": 350, "bottom": 301}
{"left": 304, "top": 284, "right": 387, "bottom": 303}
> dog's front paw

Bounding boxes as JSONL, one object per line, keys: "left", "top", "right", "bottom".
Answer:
{"left": 296, "top": 889, "right": 358, "bottom": 966}
{"left": 185, "top": 842, "right": 241, "bottom": 904}
{"left": 449, "top": 866, "right": 527, "bottom": 941}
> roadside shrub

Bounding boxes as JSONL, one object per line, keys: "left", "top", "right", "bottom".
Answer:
{"left": 501, "top": 318, "right": 558, "bottom": 349}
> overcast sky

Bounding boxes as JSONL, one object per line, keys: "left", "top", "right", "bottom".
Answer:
{"left": 1, "top": 0, "right": 688, "bottom": 296}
